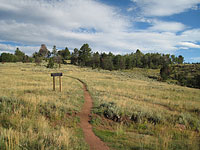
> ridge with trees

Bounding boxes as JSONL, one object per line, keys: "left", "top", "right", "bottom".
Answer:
{"left": 1, "top": 43, "right": 199, "bottom": 88}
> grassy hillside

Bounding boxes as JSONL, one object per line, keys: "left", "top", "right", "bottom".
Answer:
{"left": 64, "top": 65, "right": 200, "bottom": 150}
{"left": 0, "top": 63, "right": 200, "bottom": 150}
{"left": 0, "top": 63, "right": 89, "bottom": 150}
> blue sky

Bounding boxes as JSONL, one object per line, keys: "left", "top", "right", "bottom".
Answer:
{"left": 0, "top": 0, "right": 200, "bottom": 62}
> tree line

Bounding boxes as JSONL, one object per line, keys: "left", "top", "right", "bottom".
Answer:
{"left": 0, "top": 43, "right": 184, "bottom": 70}
{"left": 0, "top": 48, "right": 33, "bottom": 63}
{"left": 70, "top": 43, "right": 184, "bottom": 71}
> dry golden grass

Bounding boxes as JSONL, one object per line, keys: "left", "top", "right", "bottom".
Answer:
{"left": 0, "top": 63, "right": 200, "bottom": 150}
{"left": 0, "top": 62, "right": 88, "bottom": 150}
{"left": 64, "top": 65, "right": 200, "bottom": 115}
{"left": 63, "top": 65, "right": 200, "bottom": 150}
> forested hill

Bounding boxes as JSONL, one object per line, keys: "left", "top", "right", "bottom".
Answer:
{"left": 168, "top": 64, "right": 200, "bottom": 88}
{"left": 1, "top": 43, "right": 200, "bottom": 89}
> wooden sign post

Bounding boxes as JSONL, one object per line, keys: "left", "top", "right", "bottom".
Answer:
{"left": 51, "top": 73, "right": 63, "bottom": 92}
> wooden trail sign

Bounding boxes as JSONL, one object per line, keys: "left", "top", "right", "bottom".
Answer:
{"left": 51, "top": 73, "right": 63, "bottom": 77}
{"left": 51, "top": 73, "right": 63, "bottom": 92}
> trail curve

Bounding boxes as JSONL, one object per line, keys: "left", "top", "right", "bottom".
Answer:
{"left": 67, "top": 76, "right": 109, "bottom": 150}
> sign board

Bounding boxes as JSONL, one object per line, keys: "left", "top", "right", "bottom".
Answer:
{"left": 51, "top": 73, "right": 63, "bottom": 92}
{"left": 51, "top": 73, "right": 63, "bottom": 77}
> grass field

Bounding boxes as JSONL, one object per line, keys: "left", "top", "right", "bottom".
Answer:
{"left": 0, "top": 63, "right": 200, "bottom": 150}
{"left": 0, "top": 63, "right": 89, "bottom": 150}
{"left": 66, "top": 64, "right": 200, "bottom": 150}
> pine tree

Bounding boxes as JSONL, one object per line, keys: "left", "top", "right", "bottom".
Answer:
{"left": 78, "top": 44, "right": 92, "bottom": 66}
{"left": 47, "top": 57, "right": 54, "bottom": 68}
{"left": 52, "top": 45, "right": 57, "bottom": 57}
{"left": 71, "top": 48, "right": 79, "bottom": 65}
{"left": 160, "top": 64, "right": 171, "bottom": 81}
{"left": 15, "top": 48, "right": 25, "bottom": 62}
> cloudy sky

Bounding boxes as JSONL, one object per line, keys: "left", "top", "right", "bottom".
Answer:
{"left": 0, "top": 0, "right": 200, "bottom": 62}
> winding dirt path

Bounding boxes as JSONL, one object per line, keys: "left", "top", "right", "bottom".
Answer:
{"left": 79, "top": 82, "right": 109, "bottom": 150}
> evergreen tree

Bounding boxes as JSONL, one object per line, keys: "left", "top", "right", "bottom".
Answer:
{"left": 0, "top": 53, "right": 17, "bottom": 62}
{"left": 32, "top": 52, "right": 39, "bottom": 58}
{"left": 71, "top": 48, "right": 79, "bottom": 65}
{"left": 194, "top": 75, "right": 200, "bottom": 88}
{"left": 178, "top": 55, "right": 184, "bottom": 64}
{"left": 125, "top": 55, "right": 133, "bottom": 69}
{"left": 160, "top": 64, "right": 171, "bottom": 81}
{"left": 47, "top": 57, "right": 54, "bottom": 68}
{"left": 78, "top": 44, "right": 92, "bottom": 66}
{"left": 135, "top": 49, "right": 143, "bottom": 67}
{"left": 47, "top": 50, "right": 51, "bottom": 58}
{"left": 22, "top": 55, "right": 33, "bottom": 63}
{"left": 101, "top": 56, "right": 113, "bottom": 71}
{"left": 92, "top": 52, "right": 100, "bottom": 69}
{"left": 58, "top": 47, "right": 70, "bottom": 60}
{"left": 52, "top": 45, "right": 57, "bottom": 57}
{"left": 151, "top": 53, "right": 162, "bottom": 68}
{"left": 142, "top": 54, "right": 149, "bottom": 68}
{"left": 15, "top": 48, "right": 25, "bottom": 62}
{"left": 113, "top": 55, "right": 125, "bottom": 70}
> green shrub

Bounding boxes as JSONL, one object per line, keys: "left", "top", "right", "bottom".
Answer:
{"left": 96, "top": 102, "right": 123, "bottom": 122}
{"left": 131, "top": 111, "right": 163, "bottom": 125}
{"left": 178, "top": 113, "right": 200, "bottom": 131}
{"left": 47, "top": 58, "right": 54, "bottom": 68}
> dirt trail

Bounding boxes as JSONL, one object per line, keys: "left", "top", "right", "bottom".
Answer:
{"left": 79, "top": 81, "right": 109, "bottom": 150}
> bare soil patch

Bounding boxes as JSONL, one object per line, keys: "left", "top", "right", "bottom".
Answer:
{"left": 79, "top": 81, "right": 109, "bottom": 150}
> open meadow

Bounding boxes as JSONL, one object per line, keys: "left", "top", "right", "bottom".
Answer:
{"left": 0, "top": 63, "right": 200, "bottom": 150}
{"left": 0, "top": 63, "right": 89, "bottom": 150}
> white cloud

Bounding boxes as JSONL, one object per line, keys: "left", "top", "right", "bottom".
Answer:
{"left": 191, "top": 5, "right": 200, "bottom": 10}
{"left": 0, "top": 0, "right": 200, "bottom": 57}
{"left": 191, "top": 57, "right": 200, "bottom": 61}
{"left": 0, "top": 43, "right": 40, "bottom": 55}
{"left": 127, "top": 7, "right": 134, "bottom": 12}
{"left": 148, "top": 20, "right": 186, "bottom": 32}
{"left": 131, "top": 0, "right": 200, "bottom": 16}
{"left": 178, "top": 42, "right": 200, "bottom": 48}
{"left": 0, "top": 0, "right": 131, "bottom": 52}
{"left": 0, "top": 2, "right": 19, "bottom": 11}
{"left": 180, "top": 29, "right": 200, "bottom": 42}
